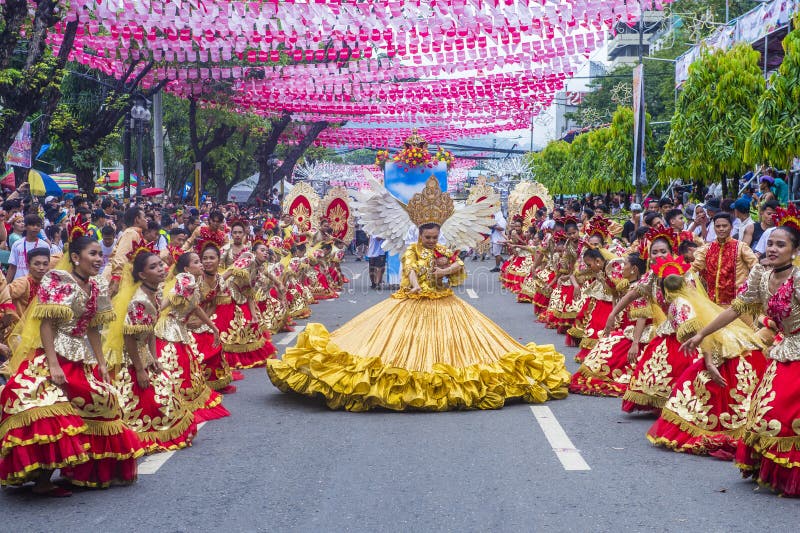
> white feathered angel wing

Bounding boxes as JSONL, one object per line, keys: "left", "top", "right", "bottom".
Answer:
{"left": 352, "top": 176, "right": 411, "bottom": 255}
{"left": 440, "top": 191, "right": 500, "bottom": 251}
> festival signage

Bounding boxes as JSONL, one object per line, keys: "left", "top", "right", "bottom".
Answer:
{"left": 7, "top": 122, "right": 32, "bottom": 168}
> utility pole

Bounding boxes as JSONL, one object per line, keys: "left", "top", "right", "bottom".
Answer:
{"left": 153, "top": 91, "right": 165, "bottom": 190}
{"left": 633, "top": 18, "right": 645, "bottom": 204}
{"left": 123, "top": 116, "right": 131, "bottom": 204}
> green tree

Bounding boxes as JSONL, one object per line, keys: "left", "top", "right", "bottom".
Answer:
{"left": 658, "top": 43, "right": 764, "bottom": 196}
{"left": 745, "top": 24, "right": 800, "bottom": 169}
{"left": 527, "top": 140, "right": 571, "bottom": 194}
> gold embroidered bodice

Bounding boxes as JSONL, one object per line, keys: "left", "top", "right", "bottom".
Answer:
{"left": 32, "top": 270, "right": 114, "bottom": 364}
{"left": 393, "top": 243, "right": 466, "bottom": 300}
{"left": 123, "top": 286, "right": 159, "bottom": 367}
{"left": 154, "top": 273, "right": 198, "bottom": 344}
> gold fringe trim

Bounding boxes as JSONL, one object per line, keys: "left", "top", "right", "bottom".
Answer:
{"left": 82, "top": 419, "right": 128, "bottom": 437}
{"left": 137, "top": 412, "right": 196, "bottom": 444}
{"left": 392, "top": 289, "right": 454, "bottom": 300}
{"left": 676, "top": 318, "right": 702, "bottom": 343}
{"left": 31, "top": 304, "right": 73, "bottom": 321}
{"left": 227, "top": 268, "right": 251, "bottom": 281}
{"left": 622, "top": 389, "right": 667, "bottom": 409}
{"left": 744, "top": 430, "right": 800, "bottom": 454}
{"left": 566, "top": 326, "right": 584, "bottom": 339}
{"left": 223, "top": 338, "right": 266, "bottom": 353}
{"left": 629, "top": 307, "right": 652, "bottom": 319}
{"left": 123, "top": 323, "right": 154, "bottom": 335}
{"left": 208, "top": 372, "right": 233, "bottom": 390}
{"left": 579, "top": 337, "right": 598, "bottom": 350}
{"left": 89, "top": 309, "right": 116, "bottom": 327}
{"left": 658, "top": 407, "right": 745, "bottom": 439}
{"left": 731, "top": 298, "right": 762, "bottom": 317}
{"left": 0, "top": 452, "right": 91, "bottom": 486}
{"left": 614, "top": 278, "right": 631, "bottom": 292}
{"left": 0, "top": 402, "right": 78, "bottom": 435}
{"left": 1, "top": 424, "right": 87, "bottom": 452}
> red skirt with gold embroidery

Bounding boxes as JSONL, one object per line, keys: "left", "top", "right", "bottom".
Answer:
{"left": 570, "top": 332, "right": 636, "bottom": 397}
{"left": 0, "top": 352, "right": 144, "bottom": 487}
{"left": 500, "top": 255, "right": 530, "bottom": 293}
{"left": 532, "top": 270, "right": 556, "bottom": 316}
{"left": 155, "top": 338, "right": 230, "bottom": 424}
{"left": 622, "top": 334, "right": 700, "bottom": 413}
{"left": 647, "top": 351, "right": 769, "bottom": 459}
{"left": 116, "top": 364, "right": 198, "bottom": 453}
{"left": 542, "top": 283, "right": 576, "bottom": 333}
{"left": 215, "top": 301, "right": 277, "bottom": 369}
{"left": 192, "top": 330, "right": 233, "bottom": 391}
{"left": 571, "top": 299, "right": 614, "bottom": 362}
{"left": 735, "top": 359, "right": 800, "bottom": 496}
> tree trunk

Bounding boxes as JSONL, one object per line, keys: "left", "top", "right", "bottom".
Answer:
{"left": 75, "top": 167, "right": 95, "bottom": 200}
{"left": 251, "top": 120, "right": 329, "bottom": 201}
{"left": 720, "top": 174, "right": 728, "bottom": 199}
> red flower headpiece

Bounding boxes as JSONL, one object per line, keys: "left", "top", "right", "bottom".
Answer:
{"left": 262, "top": 217, "right": 279, "bottom": 234}
{"left": 126, "top": 237, "right": 158, "bottom": 263}
{"left": 773, "top": 203, "right": 800, "bottom": 233}
{"left": 251, "top": 236, "right": 267, "bottom": 250}
{"left": 228, "top": 216, "right": 248, "bottom": 231}
{"left": 511, "top": 213, "right": 525, "bottom": 224}
{"left": 167, "top": 244, "right": 185, "bottom": 264}
{"left": 552, "top": 230, "right": 568, "bottom": 243}
{"left": 641, "top": 224, "right": 679, "bottom": 260}
{"left": 195, "top": 227, "right": 225, "bottom": 255}
{"left": 283, "top": 235, "right": 296, "bottom": 250}
{"left": 433, "top": 248, "right": 459, "bottom": 263}
{"left": 651, "top": 254, "right": 691, "bottom": 279}
{"left": 561, "top": 214, "right": 579, "bottom": 226}
{"left": 67, "top": 214, "right": 90, "bottom": 243}
{"left": 586, "top": 215, "right": 611, "bottom": 241}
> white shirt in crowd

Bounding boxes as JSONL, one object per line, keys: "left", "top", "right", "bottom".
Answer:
{"left": 754, "top": 227, "right": 776, "bottom": 255}
{"left": 9, "top": 238, "right": 49, "bottom": 280}
{"left": 490, "top": 212, "right": 507, "bottom": 243}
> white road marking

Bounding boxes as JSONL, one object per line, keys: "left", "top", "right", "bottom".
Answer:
{"left": 278, "top": 325, "right": 305, "bottom": 345}
{"left": 466, "top": 288, "right": 479, "bottom": 299}
{"left": 140, "top": 422, "right": 206, "bottom": 475}
{"left": 352, "top": 273, "right": 361, "bottom": 280}
{"left": 530, "top": 406, "right": 590, "bottom": 471}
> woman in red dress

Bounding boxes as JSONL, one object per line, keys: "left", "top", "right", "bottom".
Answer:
{"left": 541, "top": 220, "right": 580, "bottom": 332}
{"left": 570, "top": 253, "right": 651, "bottom": 396}
{"left": 156, "top": 253, "right": 229, "bottom": 423}
{"left": 107, "top": 244, "right": 198, "bottom": 452}
{"left": 500, "top": 216, "right": 530, "bottom": 296}
{"left": 683, "top": 216, "right": 800, "bottom": 496}
{"left": 0, "top": 231, "right": 144, "bottom": 495}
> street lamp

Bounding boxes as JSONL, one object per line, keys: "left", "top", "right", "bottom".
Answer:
{"left": 130, "top": 98, "right": 151, "bottom": 199}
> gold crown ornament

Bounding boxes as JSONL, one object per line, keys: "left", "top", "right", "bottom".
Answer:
{"left": 404, "top": 176, "right": 454, "bottom": 227}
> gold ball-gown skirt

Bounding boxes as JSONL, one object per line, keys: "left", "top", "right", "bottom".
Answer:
{"left": 266, "top": 295, "right": 571, "bottom": 411}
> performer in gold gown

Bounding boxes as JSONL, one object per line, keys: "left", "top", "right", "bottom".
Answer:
{"left": 267, "top": 177, "right": 570, "bottom": 411}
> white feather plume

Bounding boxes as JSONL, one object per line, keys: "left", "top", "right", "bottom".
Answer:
{"left": 440, "top": 191, "right": 501, "bottom": 251}
{"left": 352, "top": 176, "right": 411, "bottom": 255}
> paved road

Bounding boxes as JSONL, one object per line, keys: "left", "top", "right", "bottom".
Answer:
{"left": 3, "top": 259, "right": 796, "bottom": 532}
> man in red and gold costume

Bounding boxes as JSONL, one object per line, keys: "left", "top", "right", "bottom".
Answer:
{"left": 691, "top": 212, "right": 758, "bottom": 306}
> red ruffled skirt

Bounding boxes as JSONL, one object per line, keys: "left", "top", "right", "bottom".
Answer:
{"left": 647, "top": 351, "right": 769, "bottom": 459}
{"left": 622, "top": 333, "right": 699, "bottom": 413}
{"left": 500, "top": 255, "right": 532, "bottom": 294}
{"left": 570, "top": 299, "right": 614, "bottom": 362}
{"left": 0, "top": 352, "right": 144, "bottom": 487}
{"left": 570, "top": 332, "right": 637, "bottom": 397}
{"left": 216, "top": 301, "right": 277, "bottom": 369}
{"left": 532, "top": 270, "right": 556, "bottom": 316}
{"left": 735, "top": 359, "right": 800, "bottom": 496}
{"left": 156, "top": 338, "right": 230, "bottom": 423}
{"left": 192, "top": 330, "right": 233, "bottom": 391}
{"left": 117, "top": 364, "right": 198, "bottom": 453}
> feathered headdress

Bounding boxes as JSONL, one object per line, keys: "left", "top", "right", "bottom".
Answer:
{"left": 586, "top": 215, "right": 611, "bottom": 241}
{"left": 195, "top": 228, "right": 225, "bottom": 255}
{"left": 773, "top": 203, "right": 800, "bottom": 232}
{"left": 640, "top": 224, "right": 679, "bottom": 260}
{"left": 67, "top": 214, "right": 90, "bottom": 243}
{"left": 262, "top": 217, "right": 279, "bottom": 235}
{"left": 126, "top": 237, "right": 158, "bottom": 263}
{"left": 651, "top": 254, "right": 691, "bottom": 279}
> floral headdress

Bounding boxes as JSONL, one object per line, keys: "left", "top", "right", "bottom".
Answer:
{"left": 262, "top": 217, "right": 279, "bottom": 235}
{"left": 640, "top": 224, "right": 679, "bottom": 260}
{"left": 66, "top": 214, "right": 90, "bottom": 243}
{"left": 552, "top": 230, "right": 568, "bottom": 243}
{"left": 126, "top": 237, "right": 158, "bottom": 263}
{"left": 651, "top": 254, "right": 691, "bottom": 279}
{"left": 433, "top": 248, "right": 459, "bottom": 264}
{"left": 511, "top": 213, "right": 525, "bottom": 224}
{"left": 283, "top": 235, "right": 296, "bottom": 250}
{"left": 195, "top": 229, "right": 225, "bottom": 255}
{"left": 586, "top": 215, "right": 611, "bottom": 242}
{"left": 228, "top": 216, "right": 248, "bottom": 231}
{"left": 167, "top": 244, "right": 185, "bottom": 264}
{"left": 773, "top": 203, "right": 800, "bottom": 232}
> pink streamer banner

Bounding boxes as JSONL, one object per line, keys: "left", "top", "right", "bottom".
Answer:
{"left": 45, "top": 0, "right": 672, "bottom": 147}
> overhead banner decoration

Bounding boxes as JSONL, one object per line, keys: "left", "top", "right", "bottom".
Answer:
{"left": 7, "top": 122, "right": 32, "bottom": 168}
{"left": 45, "top": 1, "right": 675, "bottom": 147}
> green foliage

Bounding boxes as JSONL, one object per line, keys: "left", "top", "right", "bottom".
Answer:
{"left": 527, "top": 140, "right": 571, "bottom": 194}
{"left": 746, "top": 25, "right": 800, "bottom": 168}
{"left": 659, "top": 43, "right": 764, "bottom": 183}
